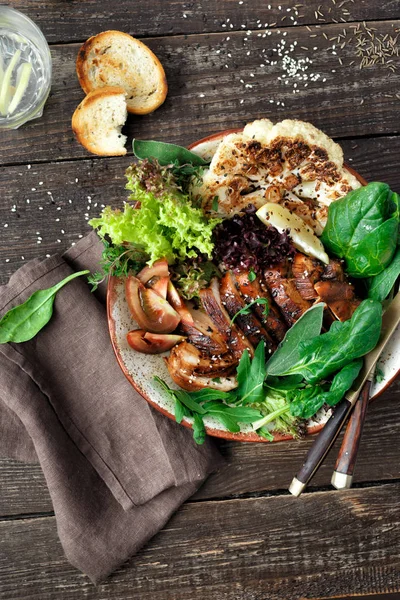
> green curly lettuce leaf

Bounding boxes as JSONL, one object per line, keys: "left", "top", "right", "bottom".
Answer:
{"left": 89, "top": 159, "right": 220, "bottom": 267}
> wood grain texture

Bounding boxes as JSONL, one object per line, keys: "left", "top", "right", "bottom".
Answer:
{"left": 1, "top": 483, "right": 400, "bottom": 599}
{"left": 0, "top": 20, "right": 399, "bottom": 166}
{"left": 1, "top": 134, "right": 400, "bottom": 285}
{"left": 1, "top": 385, "right": 399, "bottom": 517}
{"left": 11, "top": 0, "right": 400, "bottom": 44}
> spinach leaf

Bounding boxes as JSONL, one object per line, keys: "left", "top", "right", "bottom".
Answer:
{"left": 289, "top": 359, "right": 363, "bottom": 419}
{"left": 0, "top": 270, "right": 90, "bottom": 344}
{"left": 289, "top": 385, "right": 327, "bottom": 419}
{"left": 367, "top": 247, "right": 400, "bottom": 302}
{"left": 265, "top": 375, "right": 304, "bottom": 391}
{"left": 133, "top": 139, "right": 209, "bottom": 167}
{"left": 279, "top": 299, "right": 382, "bottom": 383}
{"left": 346, "top": 217, "right": 398, "bottom": 277}
{"left": 265, "top": 303, "right": 325, "bottom": 376}
{"left": 235, "top": 341, "right": 266, "bottom": 404}
{"left": 320, "top": 359, "right": 363, "bottom": 406}
{"left": 392, "top": 192, "right": 400, "bottom": 223}
{"left": 321, "top": 182, "right": 398, "bottom": 277}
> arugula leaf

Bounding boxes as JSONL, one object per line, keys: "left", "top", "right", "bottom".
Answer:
{"left": 321, "top": 182, "right": 398, "bottom": 277}
{"left": 212, "top": 196, "right": 219, "bottom": 211}
{"left": 174, "top": 397, "right": 185, "bottom": 424}
{"left": 154, "top": 377, "right": 262, "bottom": 444}
{"left": 367, "top": 247, "right": 400, "bottom": 302}
{"left": 173, "top": 390, "right": 207, "bottom": 414}
{"left": 132, "top": 139, "right": 209, "bottom": 167}
{"left": 265, "top": 303, "right": 325, "bottom": 376}
{"left": 279, "top": 300, "right": 382, "bottom": 383}
{"left": 201, "top": 402, "right": 263, "bottom": 422}
{"left": 230, "top": 298, "right": 269, "bottom": 326}
{"left": 188, "top": 389, "right": 236, "bottom": 403}
{"left": 193, "top": 413, "right": 206, "bottom": 444}
{"left": 236, "top": 341, "right": 266, "bottom": 405}
{"left": 0, "top": 270, "right": 89, "bottom": 344}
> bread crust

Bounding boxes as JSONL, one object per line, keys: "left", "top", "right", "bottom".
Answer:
{"left": 71, "top": 86, "right": 127, "bottom": 156}
{"left": 76, "top": 30, "right": 168, "bottom": 115}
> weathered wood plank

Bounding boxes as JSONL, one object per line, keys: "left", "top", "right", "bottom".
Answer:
{"left": 1, "top": 133, "right": 400, "bottom": 284}
{"left": 0, "top": 21, "right": 399, "bottom": 166}
{"left": 1, "top": 483, "right": 400, "bottom": 599}
{"left": 1, "top": 384, "right": 399, "bottom": 517}
{"left": 11, "top": 0, "right": 400, "bottom": 44}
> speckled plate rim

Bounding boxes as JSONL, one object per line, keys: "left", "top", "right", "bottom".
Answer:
{"left": 106, "top": 127, "right": 399, "bottom": 443}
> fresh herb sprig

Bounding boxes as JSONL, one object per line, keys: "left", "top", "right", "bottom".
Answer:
{"left": 229, "top": 298, "right": 269, "bottom": 326}
{"left": 87, "top": 239, "right": 148, "bottom": 291}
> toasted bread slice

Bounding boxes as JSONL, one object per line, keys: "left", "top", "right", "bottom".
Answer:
{"left": 76, "top": 30, "right": 168, "bottom": 115}
{"left": 72, "top": 86, "right": 127, "bottom": 156}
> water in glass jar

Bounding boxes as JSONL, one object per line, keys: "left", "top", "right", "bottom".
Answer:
{"left": 0, "top": 29, "right": 45, "bottom": 119}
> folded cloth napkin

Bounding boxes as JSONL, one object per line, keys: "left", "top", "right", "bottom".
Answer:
{"left": 0, "top": 232, "right": 223, "bottom": 583}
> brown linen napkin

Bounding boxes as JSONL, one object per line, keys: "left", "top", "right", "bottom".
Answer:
{"left": 0, "top": 232, "right": 223, "bottom": 582}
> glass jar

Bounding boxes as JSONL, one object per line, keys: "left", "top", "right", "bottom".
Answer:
{"left": 0, "top": 6, "right": 52, "bottom": 129}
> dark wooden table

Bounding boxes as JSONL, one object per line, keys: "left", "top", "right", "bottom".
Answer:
{"left": 1, "top": 2, "right": 400, "bottom": 599}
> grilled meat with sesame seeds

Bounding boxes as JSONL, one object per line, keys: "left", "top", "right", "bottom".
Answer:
{"left": 263, "top": 262, "right": 312, "bottom": 325}
{"left": 200, "top": 278, "right": 254, "bottom": 359}
{"left": 166, "top": 342, "right": 238, "bottom": 391}
{"left": 219, "top": 271, "right": 276, "bottom": 352}
{"left": 292, "top": 252, "right": 324, "bottom": 300}
{"left": 235, "top": 270, "right": 288, "bottom": 342}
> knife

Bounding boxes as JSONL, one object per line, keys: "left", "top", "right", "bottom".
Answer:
{"left": 289, "top": 291, "right": 400, "bottom": 497}
{"left": 330, "top": 362, "right": 375, "bottom": 490}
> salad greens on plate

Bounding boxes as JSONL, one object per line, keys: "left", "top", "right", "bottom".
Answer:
{"left": 90, "top": 139, "right": 399, "bottom": 444}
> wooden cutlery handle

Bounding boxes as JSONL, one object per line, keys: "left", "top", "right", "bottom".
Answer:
{"left": 289, "top": 398, "right": 353, "bottom": 497}
{"left": 331, "top": 380, "right": 371, "bottom": 490}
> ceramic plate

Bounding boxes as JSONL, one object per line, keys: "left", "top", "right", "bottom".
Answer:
{"left": 107, "top": 129, "right": 400, "bottom": 442}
